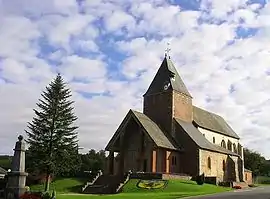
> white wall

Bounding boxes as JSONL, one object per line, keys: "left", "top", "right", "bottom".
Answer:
{"left": 198, "top": 127, "right": 240, "bottom": 153}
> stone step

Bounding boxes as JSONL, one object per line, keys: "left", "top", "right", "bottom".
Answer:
{"left": 82, "top": 174, "right": 126, "bottom": 194}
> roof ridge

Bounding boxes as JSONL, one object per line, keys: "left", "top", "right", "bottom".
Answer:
{"left": 193, "top": 106, "right": 240, "bottom": 139}
{"left": 131, "top": 110, "right": 180, "bottom": 150}
{"left": 131, "top": 110, "right": 179, "bottom": 150}
{"left": 193, "top": 105, "right": 221, "bottom": 118}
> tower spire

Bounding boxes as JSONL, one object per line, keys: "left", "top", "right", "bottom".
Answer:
{"left": 143, "top": 52, "right": 192, "bottom": 98}
{"left": 165, "top": 42, "right": 171, "bottom": 59}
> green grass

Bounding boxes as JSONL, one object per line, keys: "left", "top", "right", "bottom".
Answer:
{"left": 30, "top": 178, "right": 231, "bottom": 199}
{"left": 254, "top": 176, "right": 270, "bottom": 185}
{"left": 123, "top": 179, "right": 230, "bottom": 194}
{"left": 30, "top": 178, "right": 85, "bottom": 193}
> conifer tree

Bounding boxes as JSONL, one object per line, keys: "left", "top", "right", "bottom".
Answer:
{"left": 25, "top": 74, "right": 78, "bottom": 192}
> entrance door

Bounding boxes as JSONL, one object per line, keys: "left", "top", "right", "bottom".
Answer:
{"left": 143, "top": 159, "right": 147, "bottom": 172}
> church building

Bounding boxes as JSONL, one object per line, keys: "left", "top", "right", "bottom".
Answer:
{"left": 105, "top": 55, "right": 244, "bottom": 183}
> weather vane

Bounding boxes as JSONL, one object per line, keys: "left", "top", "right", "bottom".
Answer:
{"left": 165, "top": 42, "right": 171, "bottom": 58}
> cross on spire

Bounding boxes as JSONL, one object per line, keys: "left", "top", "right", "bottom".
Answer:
{"left": 165, "top": 42, "right": 171, "bottom": 58}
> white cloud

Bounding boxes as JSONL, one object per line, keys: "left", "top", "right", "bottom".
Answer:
{"left": 0, "top": 16, "right": 40, "bottom": 59}
{"left": 200, "top": 0, "right": 248, "bottom": 19}
{"left": 130, "top": 3, "right": 199, "bottom": 36}
{"left": 230, "top": 8, "right": 257, "bottom": 25}
{"left": 1, "top": 0, "right": 270, "bottom": 160}
{"left": 59, "top": 55, "right": 107, "bottom": 81}
{"left": 43, "top": 14, "right": 95, "bottom": 49}
{"left": 73, "top": 40, "right": 99, "bottom": 52}
{"left": 104, "top": 10, "right": 136, "bottom": 33}
{"left": 0, "top": 59, "right": 29, "bottom": 83}
{"left": 0, "top": 0, "right": 78, "bottom": 16}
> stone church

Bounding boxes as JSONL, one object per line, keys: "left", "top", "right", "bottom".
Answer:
{"left": 105, "top": 55, "right": 244, "bottom": 183}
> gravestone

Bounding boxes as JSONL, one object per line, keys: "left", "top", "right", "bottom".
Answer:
{"left": 5, "top": 135, "right": 28, "bottom": 199}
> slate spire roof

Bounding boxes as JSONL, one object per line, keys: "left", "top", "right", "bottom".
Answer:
{"left": 143, "top": 56, "right": 192, "bottom": 97}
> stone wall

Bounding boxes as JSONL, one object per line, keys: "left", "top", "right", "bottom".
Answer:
{"left": 199, "top": 149, "right": 241, "bottom": 183}
{"left": 162, "top": 173, "right": 191, "bottom": 180}
{"left": 244, "top": 170, "right": 253, "bottom": 185}
{"left": 172, "top": 91, "right": 193, "bottom": 123}
{"left": 200, "top": 149, "right": 225, "bottom": 182}
{"left": 130, "top": 172, "right": 162, "bottom": 180}
{"left": 143, "top": 90, "right": 193, "bottom": 137}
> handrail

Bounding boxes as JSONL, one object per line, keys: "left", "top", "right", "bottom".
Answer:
{"left": 82, "top": 170, "right": 103, "bottom": 192}
{"left": 116, "top": 170, "right": 132, "bottom": 193}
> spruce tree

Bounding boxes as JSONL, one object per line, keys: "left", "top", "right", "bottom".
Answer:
{"left": 25, "top": 74, "right": 78, "bottom": 192}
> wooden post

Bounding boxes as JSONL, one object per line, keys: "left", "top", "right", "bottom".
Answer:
{"left": 166, "top": 151, "right": 171, "bottom": 173}
{"left": 152, "top": 150, "right": 157, "bottom": 172}
{"left": 118, "top": 135, "right": 125, "bottom": 177}
{"left": 109, "top": 151, "right": 114, "bottom": 175}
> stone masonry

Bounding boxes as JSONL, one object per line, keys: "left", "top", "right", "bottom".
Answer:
{"left": 172, "top": 91, "right": 193, "bottom": 123}
{"left": 5, "top": 135, "right": 28, "bottom": 199}
{"left": 199, "top": 149, "right": 240, "bottom": 183}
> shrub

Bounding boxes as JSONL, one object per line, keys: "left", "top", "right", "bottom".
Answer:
{"left": 20, "top": 191, "right": 55, "bottom": 199}
{"left": 41, "top": 192, "right": 51, "bottom": 199}
{"left": 195, "top": 173, "right": 205, "bottom": 185}
{"left": 20, "top": 192, "right": 42, "bottom": 199}
{"left": 218, "top": 181, "right": 231, "bottom": 187}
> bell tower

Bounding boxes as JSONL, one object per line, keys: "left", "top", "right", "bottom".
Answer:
{"left": 143, "top": 55, "right": 193, "bottom": 136}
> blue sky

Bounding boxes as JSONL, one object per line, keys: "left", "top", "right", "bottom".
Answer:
{"left": 1, "top": 0, "right": 270, "bottom": 158}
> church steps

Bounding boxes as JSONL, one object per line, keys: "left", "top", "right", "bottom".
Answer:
{"left": 81, "top": 170, "right": 102, "bottom": 192}
{"left": 82, "top": 172, "right": 131, "bottom": 194}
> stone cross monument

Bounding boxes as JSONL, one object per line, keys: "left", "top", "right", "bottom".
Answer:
{"left": 5, "top": 135, "right": 28, "bottom": 199}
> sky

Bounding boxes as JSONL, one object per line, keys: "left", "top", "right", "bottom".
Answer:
{"left": 1, "top": 0, "right": 270, "bottom": 158}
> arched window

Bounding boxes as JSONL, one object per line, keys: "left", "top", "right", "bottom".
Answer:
{"left": 221, "top": 140, "right": 226, "bottom": 148}
{"left": 222, "top": 160, "right": 226, "bottom": 171}
{"left": 213, "top": 137, "right": 215, "bottom": 144}
{"left": 207, "top": 157, "right": 211, "bottom": 169}
{"left": 233, "top": 143, "right": 237, "bottom": 153}
{"left": 227, "top": 140, "right": 232, "bottom": 151}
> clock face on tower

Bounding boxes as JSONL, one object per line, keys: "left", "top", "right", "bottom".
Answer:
{"left": 163, "top": 81, "right": 170, "bottom": 91}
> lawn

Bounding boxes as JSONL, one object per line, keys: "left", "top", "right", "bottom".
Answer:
{"left": 31, "top": 178, "right": 232, "bottom": 199}
{"left": 30, "top": 178, "right": 85, "bottom": 193}
{"left": 255, "top": 176, "right": 270, "bottom": 185}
